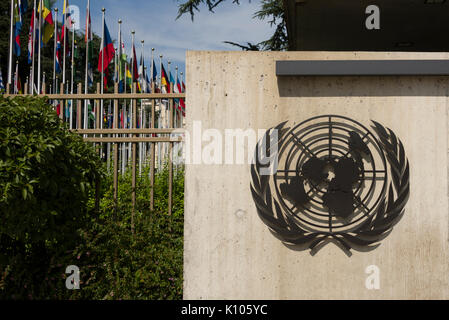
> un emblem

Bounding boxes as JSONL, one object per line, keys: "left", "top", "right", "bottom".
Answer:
{"left": 251, "top": 115, "right": 410, "bottom": 256}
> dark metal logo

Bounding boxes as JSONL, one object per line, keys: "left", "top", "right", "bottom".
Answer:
{"left": 250, "top": 115, "right": 410, "bottom": 256}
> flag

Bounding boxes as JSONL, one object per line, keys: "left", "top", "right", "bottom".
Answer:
{"left": 14, "top": 0, "right": 22, "bottom": 56}
{"left": 138, "top": 51, "right": 145, "bottom": 91}
{"left": 175, "top": 77, "right": 186, "bottom": 116}
{"left": 19, "top": 0, "right": 28, "bottom": 15}
{"left": 27, "top": 9, "right": 34, "bottom": 64}
{"left": 73, "top": 40, "right": 78, "bottom": 59}
{"left": 176, "top": 78, "right": 182, "bottom": 94}
{"left": 169, "top": 71, "right": 176, "bottom": 95}
{"left": 65, "top": 100, "right": 70, "bottom": 118}
{"left": 62, "top": 0, "right": 73, "bottom": 43}
{"left": 161, "top": 63, "right": 169, "bottom": 93}
{"left": 34, "top": 8, "right": 42, "bottom": 50}
{"left": 152, "top": 60, "right": 158, "bottom": 82}
{"left": 85, "top": 8, "right": 93, "bottom": 87}
{"left": 89, "top": 103, "right": 95, "bottom": 121}
{"left": 126, "top": 65, "right": 132, "bottom": 88}
{"left": 169, "top": 72, "right": 175, "bottom": 89}
{"left": 145, "top": 72, "right": 151, "bottom": 93}
{"left": 151, "top": 59, "right": 158, "bottom": 91}
{"left": 14, "top": 63, "right": 22, "bottom": 94}
{"left": 98, "top": 19, "right": 114, "bottom": 73}
{"left": 118, "top": 53, "right": 127, "bottom": 93}
{"left": 178, "top": 79, "right": 186, "bottom": 114}
{"left": 132, "top": 45, "right": 139, "bottom": 81}
{"left": 117, "top": 36, "right": 124, "bottom": 92}
{"left": 38, "top": 0, "right": 54, "bottom": 44}
{"left": 103, "top": 69, "right": 109, "bottom": 90}
{"left": 0, "top": 69, "right": 5, "bottom": 92}
{"left": 55, "top": 30, "right": 61, "bottom": 73}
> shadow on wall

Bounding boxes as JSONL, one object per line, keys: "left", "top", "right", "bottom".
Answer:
{"left": 277, "top": 76, "right": 449, "bottom": 98}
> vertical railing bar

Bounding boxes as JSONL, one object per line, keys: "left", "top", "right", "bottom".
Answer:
{"left": 131, "top": 83, "right": 137, "bottom": 234}
{"left": 168, "top": 84, "right": 174, "bottom": 216}
{"left": 59, "top": 83, "right": 64, "bottom": 121}
{"left": 150, "top": 83, "right": 155, "bottom": 211}
{"left": 95, "top": 83, "right": 101, "bottom": 156}
{"left": 77, "top": 83, "right": 82, "bottom": 130}
{"left": 113, "top": 83, "right": 119, "bottom": 211}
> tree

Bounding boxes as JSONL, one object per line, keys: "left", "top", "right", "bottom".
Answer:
{"left": 177, "top": 0, "right": 288, "bottom": 51}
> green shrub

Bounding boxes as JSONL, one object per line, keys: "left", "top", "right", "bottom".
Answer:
{"left": 0, "top": 96, "right": 102, "bottom": 243}
{"left": 0, "top": 96, "right": 184, "bottom": 300}
{"left": 69, "top": 166, "right": 184, "bottom": 300}
{"left": 0, "top": 96, "right": 103, "bottom": 299}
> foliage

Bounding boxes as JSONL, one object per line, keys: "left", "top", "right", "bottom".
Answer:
{"left": 0, "top": 96, "right": 102, "bottom": 243}
{"left": 69, "top": 166, "right": 184, "bottom": 300}
{"left": 177, "top": 0, "right": 288, "bottom": 50}
{"left": 0, "top": 166, "right": 184, "bottom": 300}
{"left": 0, "top": 97, "right": 184, "bottom": 300}
{"left": 0, "top": 95, "right": 103, "bottom": 299}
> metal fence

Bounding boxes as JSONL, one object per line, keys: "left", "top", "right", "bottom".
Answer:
{"left": 4, "top": 82, "right": 185, "bottom": 224}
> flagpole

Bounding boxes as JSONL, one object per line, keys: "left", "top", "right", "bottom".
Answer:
{"left": 175, "top": 65, "right": 179, "bottom": 128}
{"left": 180, "top": 72, "right": 183, "bottom": 92}
{"left": 42, "top": 72, "right": 45, "bottom": 93}
{"left": 158, "top": 54, "right": 162, "bottom": 170}
{"left": 37, "top": 0, "right": 42, "bottom": 93}
{"left": 53, "top": 8, "right": 58, "bottom": 94}
{"left": 84, "top": 0, "right": 90, "bottom": 93}
{"left": 71, "top": 22, "right": 74, "bottom": 95}
{"left": 31, "top": 0, "right": 36, "bottom": 94}
{"left": 139, "top": 39, "right": 144, "bottom": 175}
{"left": 84, "top": 0, "right": 90, "bottom": 131}
{"left": 14, "top": 60, "right": 18, "bottom": 94}
{"left": 118, "top": 19, "right": 122, "bottom": 79}
{"left": 168, "top": 60, "right": 171, "bottom": 94}
{"left": 8, "top": 0, "right": 15, "bottom": 92}
{"left": 131, "top": 30, "right": 135, "bottom": 89}
{"left": 129, "top": 30, "right": 135, "bottom": 166}
{"left": 150, "top": 48, "right": 154, "bottom": 173}
{"left": 100, "top": 8, "right": 105, "bottom": 162}
{"left": 123, "top": 60, "right": 127, "bottom": 175}
{"left": 101, "top": 7, "right": 105, "bottom": 125}
{"left": 117, "top": 19, "right": 122, "bottom": 173}
{"left": 151, "top": 48, "right": 154, "bottom": 90}
{"left": 69, "top": 20, "right": 75, "bottom": 130}
{"left": 167, "top": 60, "right": 171, "bottom": 130}
{"left": 159, "top": 55, "right": 162, "bottom": 92}
{"left": 62, "top": 0, "right": 67, "bottom": 86}
{"left": 141, "top": 40, "right": 145, "bottom": 92}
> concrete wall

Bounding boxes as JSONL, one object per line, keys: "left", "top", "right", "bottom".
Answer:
{"left": 184, "top": 51, "right": 449, "bottom": 299}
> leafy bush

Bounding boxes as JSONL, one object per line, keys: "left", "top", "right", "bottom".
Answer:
{"left": 69, "top": 166, "right": 184, "bottom": 300}
{"left": 0, "top": 96, "right": 102, "bottom": 243}
{"left": 0, "top": 96, "right": 184, "bottom": 300}
{"left": 0, "top": 96, "right": 103, "bottom": 299}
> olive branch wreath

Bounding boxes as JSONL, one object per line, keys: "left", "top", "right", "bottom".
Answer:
{"left": 250, "top": 120, "right": 410, "bottom": 256}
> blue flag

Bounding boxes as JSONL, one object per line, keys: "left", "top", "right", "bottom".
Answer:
{"left": 152, "top": 60, "right": 158, "bottom": 81}
{"left": 0, "top": 69, "right": 5, "bottom": 91}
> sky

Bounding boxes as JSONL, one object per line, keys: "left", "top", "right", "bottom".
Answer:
{"left": 52, "top": 0, "right": 273, "bottom": 76}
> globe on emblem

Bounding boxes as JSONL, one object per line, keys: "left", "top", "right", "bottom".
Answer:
{"left": 273, "top": 115, "right": 388, "bottom": 234}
